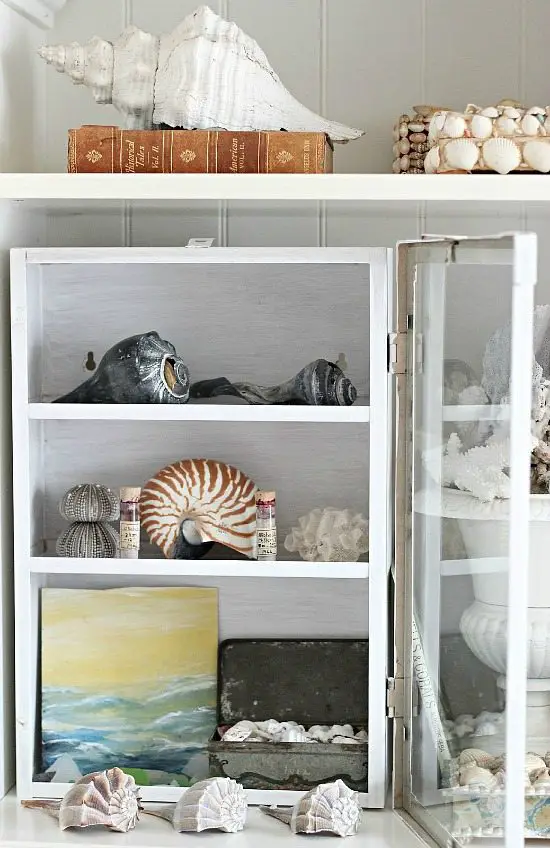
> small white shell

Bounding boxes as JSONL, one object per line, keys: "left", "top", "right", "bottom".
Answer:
{"left": 428, "top": 112, "right": 447, "bottom": 143}
{"left": 423, "top": 145, "right": 440, "bottom": 174}
{"left": 172, "top": 778, "right": 247, "bottom": 833}
{"left": 521, "top": 113, "right": 541, "bottom": 135}
{"left": 443, "top": 114, "right": 466, "bottom": 138}
{"left": 399, "top": 122, "right": 409, "bottom": 137}
{"left": 480, "top": 106, "right": 500, "bottom": 118}
{"left": 408, "top": 122, "right": 425, "bottom": 133}
{"left": 444, "top": 138, "right": 479, "bottom": 171}
{"left": 494, "top": 115, "right": 518, "bottom": 135}
{"left": 398, "top": 138, "right": 411, "bottom": 154}
{"left": 503, "top": 106, "right": 522, "bottom": 119}
{"left": 529, "top": 106, "right": 546, "bottom": 115}
{"left": 523, "top": 140, "right": 550, "bottom": 172}
{"left": 525, "top": 753, "right": 547, "bottom": 778}
{"left": 471, "top": 114, "right": 493, "bottom": 139}
{"left": 459, "top": 765, "right": 499, "bottom": 791}
{"left": 482, "top": 137, "right": 521, "bottom": 174}
{"left": 472, "top": 721, "right": 497, "bottom": 737}
{"left": 400, "top": 154, "right": 410, "bottom": 171}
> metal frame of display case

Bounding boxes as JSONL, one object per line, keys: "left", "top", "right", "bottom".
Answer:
{"left": 393, "top": 233, "right": 537, "bottom": 848}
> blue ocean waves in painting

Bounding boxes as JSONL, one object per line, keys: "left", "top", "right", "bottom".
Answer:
{"left": 42, "top": 674, "right": 217, "bottom": 777}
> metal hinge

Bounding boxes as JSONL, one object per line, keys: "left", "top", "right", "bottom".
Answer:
{"left": 387, "top": 332, "right": 407, "bottom": 375}
{"left": 387, "top": 677, "right": 404, "bottom": 718}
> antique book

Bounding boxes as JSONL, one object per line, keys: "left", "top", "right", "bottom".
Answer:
{"left": 68, "top": 127, "right": 334, "bottom": 174}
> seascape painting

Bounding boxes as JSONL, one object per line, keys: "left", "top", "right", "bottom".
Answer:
{"left": 40, "top": 586, "right": 218, "bottom": 787}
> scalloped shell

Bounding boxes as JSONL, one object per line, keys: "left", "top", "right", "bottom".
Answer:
{"left": 428, "top": 112, "right": 446, "bottom": 143}
{"left": 60, "top": 768, "right": 141, "bottom": 832}
{"left": 524, "top": 140, "right": 550, "bottom": 173}
{"left": 141, "top": 459, "right": 257, "bottom": 558}
{"left": 495, "top": 115, "right": 518, "bottom": 135}
{"left": 471, "top": 114, "right": 493, "bottom": 139}
{"left": 480, "top": 106, "right": 500, "bottom": 118}
{"left": 171, "top": 778, "right": 247, "bottom": 833}
{"left": 424, "top": 145, "right": 440, "bottom": 174}
{"left": 443, "top": 114, "right": 466, "bottom": 138}
{"left": 291, "top": 780, "right": 362, "bottom": 836}
{"left": 521, "top": 113, "right": 542, "bottom": 135}
{"left": 482, "top": 137, "right": 521, "bottom": 174}
{"left": 444, "top": 138, "right": 479, "bottom": 171}
{"left": 59, "top": 483, "right": 119, "bottom": 522}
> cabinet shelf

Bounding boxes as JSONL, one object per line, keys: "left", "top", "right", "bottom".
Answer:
{"left": 2, "top": 173, "right": 550, "bottom": 202}
{"left": 27, "top": 402, "right": 370, "bottom": 423}
{"left": 30, "top": 556, "right": 370, "bottom": 579}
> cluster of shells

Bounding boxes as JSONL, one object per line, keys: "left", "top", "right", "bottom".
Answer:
{"left": 454, "top": 749, "right": 550, "bottom": 796}
{"left": 392, "top": 105, "right": 444, "bottom": 173}
{"left": 425, "top": 101, "right": 550, "bottom": 174}
{"left": 221, "top": 718, "right": 367, "bottom": 745}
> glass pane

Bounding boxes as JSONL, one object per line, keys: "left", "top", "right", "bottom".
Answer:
{"left": 406, "top": 250, "right": 533, "bottom": 846}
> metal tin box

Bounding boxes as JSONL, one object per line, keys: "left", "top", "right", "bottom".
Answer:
{"left": 208, "top": 638, "right": 369, "bottom": 792}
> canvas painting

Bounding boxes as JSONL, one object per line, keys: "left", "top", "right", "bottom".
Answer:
{"left": 40, "top": 586, "right": 218, "bottom": 787}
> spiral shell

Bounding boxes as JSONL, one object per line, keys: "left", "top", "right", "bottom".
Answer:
{"left": 141, "top": 459, "right": 257, "bottom": 558}
{"left": 59, "top": 483, "right": 119, "bottom": 522}
{"left": 22, "top": 768, "right": 141, "bottom": 832}
{"left": 56, "top": 522, "right": 119, "bottom": 558}
{"left": 262, "top": 780, "right": 361, "bottom": 837}
{"left": 148, "top": 778, "right": 247, "bottom": 833}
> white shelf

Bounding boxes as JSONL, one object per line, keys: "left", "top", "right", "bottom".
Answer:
{"left": 0, "top": 792, "right": 426, "bottom": 848}
{"left": 440, "top": 557, "right": 506, "bottom": 576}
{"left": 31, "top": 556, "right": 370, "bottom": 578}
{"left": 28, "top": 402, "right": 370, "bottom": 423}
{"left": 442, "top": 404, "right": 508, "bottom": 422}
{"left": 2, "top": 173, "right": 550, "bottom": 202}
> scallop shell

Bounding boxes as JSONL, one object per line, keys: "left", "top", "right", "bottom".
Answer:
{"left": 56, "top": 521, "right": 119, "bottom": 558}
{"left": 523, "top": 140, "right": 550, "bottom": 173}
{"left": 261, "top": 780, "right": 362, "bottom": 837}
{"left": 503, "top": 106, "right": 522, "bottom": 119}
{"left": 459, "top": 765, "right": 499, "bottom": 791}
{"left": 443, "top": 114, "right": 466, "bottom": 138}
{"left": 59, "top": 482, "right": 119, "bottom": 522}
{"left": 22, "top": 768, "right": 141, "bottom": 832}
{"left": 39, "top": 7, "right": 362, "bottom": 141}
{"left": 443, "top": 138, "right": 479, "bottom": 171}
{"left": 480, "top": 106, "right": 500, "bottom": 118}
{"left": 141, "top": 459, "right": 257, "bottom": 559}
{"left": 470, "top": 114, "right": 493, "bottom": 139}
{"left": 458, "top": 748, "right": 499, "bottom": 770}
{"left": 529, "top": 106, "right": 546, "bottom": 115}
{"left": 148, "top": 778, "right": 247, "bottom": 833}
{"left": 494, "top": 115, "right": 518, "bottom": 135}
{"left": 423, "top": 145, "right": 440, "bottom": 174}
{"left": 482, "top": 137, "right": 521, "bottom": 174}
{"left": 521, "top": 113, "right": 542, "bottom": 135}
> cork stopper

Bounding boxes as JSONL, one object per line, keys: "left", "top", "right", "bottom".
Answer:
{"left": 256, "top": 491, "right": 276, "bottom": 503}
{"left": 120, "top": 487, "right": 141, "bottom": 502}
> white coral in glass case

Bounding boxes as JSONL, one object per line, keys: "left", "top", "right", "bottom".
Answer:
{"left": 284, "top": 508, "right": 368, "bottom": 563}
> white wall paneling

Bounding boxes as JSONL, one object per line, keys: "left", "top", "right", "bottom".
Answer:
{"left": 0, "top": 0, "right": 67, "bottom": 29}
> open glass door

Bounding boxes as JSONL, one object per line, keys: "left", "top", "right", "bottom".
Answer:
{"left": 394, "top": 234, "right": 537, "bottom": 847}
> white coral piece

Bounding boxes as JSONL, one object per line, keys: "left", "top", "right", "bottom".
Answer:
{"left": 284, "top": 508, "right": 369, "bottom": 563}
{"left": 424, "top": 433, "right": 512, "bottom": 502}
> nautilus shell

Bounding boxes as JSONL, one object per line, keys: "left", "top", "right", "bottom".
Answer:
{"left": 22, "top": 768, "right": 141, "bottom": 832}
{"left": 38, "top": 6, "right": 362, "bottom": 142}
{"left": 261, "top": 780, "right": 362, "bottom": 837}
{"left": 141, "top": 459, "right": 257, "bottom": 559}
{"left": 146, "top": 778, "right": 247, "bottom": 833}
{"left": 54, "top": 332, "right": 190, "bottom": 405}
{"left": 190, "top": 359, "right": 357, "bottom": 406}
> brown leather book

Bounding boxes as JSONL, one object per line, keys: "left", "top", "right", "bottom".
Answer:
{"left": 68, "top": 127, "right": 334, "bottom": 174}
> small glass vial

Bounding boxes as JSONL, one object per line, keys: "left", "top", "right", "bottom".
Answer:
{"left": 119, "top": 487, "right": 141, "bottom": 559}
{"left": 256, "top": 491, "right": 277, "bottom": 561}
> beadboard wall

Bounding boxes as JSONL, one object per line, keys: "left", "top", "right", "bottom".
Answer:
{"left": 2, "top": 0, "right": 550, "bottom": 640}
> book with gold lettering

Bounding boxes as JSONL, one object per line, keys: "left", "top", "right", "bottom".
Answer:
{"left": 68, "top": 127, "right": 333, "bottom": 174}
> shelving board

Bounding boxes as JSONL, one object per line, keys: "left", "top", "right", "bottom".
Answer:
{"left": 0, "top": 793, "right": 427, "bottom": 848}
{"left": 3, "top": 173, "right": 550, "bottom": 201}
{"left": 27, "top": 403, "right": 370, "bottom": 423}
{"left": 30, "top": 557, "right": 370, "bottom": 578}
{"left": 440, "top": 557, "right": 507, "bottom": 577}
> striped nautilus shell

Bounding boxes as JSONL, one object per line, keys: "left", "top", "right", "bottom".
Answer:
{"left": 141, "top": 459, "right": 257, "bottom": 559}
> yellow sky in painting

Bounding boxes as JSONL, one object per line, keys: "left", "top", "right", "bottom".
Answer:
{"left": 42, "top": 587, "right": 218, "bottom": 695}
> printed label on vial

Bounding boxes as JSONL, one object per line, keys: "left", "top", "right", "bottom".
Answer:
{"left": 120, "top": 521, "right": 140, "bottom": 551}
{"left": 257, "top": 528, "right": 277, "bottom": 557}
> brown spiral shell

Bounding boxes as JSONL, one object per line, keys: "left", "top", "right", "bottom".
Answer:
{"left": 140, "top": 459, "right": 257, "bottom": 558}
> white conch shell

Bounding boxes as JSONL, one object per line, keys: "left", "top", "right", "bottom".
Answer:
{"left": 146, "top": 778, "right": 247, "bottom": 833}
{"left": 39, "top": 6, "right": 363, "bottom": 142}
{"left": 284, "top": 507, "right": 368, "bottom": 563}
{"left": 261, "top": 780, "right": 362, "bottom": 837}
{"left": 482, "top": 137, "right": 521, "bottom": 174}
{"left": 22, "top": 768, "right": 141, "bottom": 832}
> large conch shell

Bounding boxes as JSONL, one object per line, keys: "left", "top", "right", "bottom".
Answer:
{"left": 261, "top": 780, "right": 362, "bottom": 837}
{"left": 284, "top": 507, "right": 369, "bottom": 562}
{"left": 145, "top": 777, "right": 247, "bottom": 833}
{"left": 38, "top": 5, "right": 363, "bottom": 141}
{"left": 21, "top": 768, "right": 141, "bottom": 832}
{"left": 141, "top": 459, "right": 257, "bottom": 559}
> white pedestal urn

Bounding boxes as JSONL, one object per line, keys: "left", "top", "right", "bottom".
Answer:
{"left": 424, "top": 488, "right": 550, "bottom": 750}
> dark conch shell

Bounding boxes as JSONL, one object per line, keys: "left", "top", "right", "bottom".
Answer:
{"left": 54, "top": 332, "right": 190, "bottom": 404}
{"left": 190, "top": 359, "right": 357, "bottom": 406}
